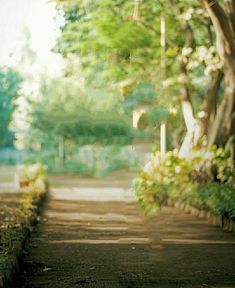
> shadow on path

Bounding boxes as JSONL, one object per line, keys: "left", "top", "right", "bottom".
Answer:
{"left": 19, "top": 172, "right": 235, "bottom": 288}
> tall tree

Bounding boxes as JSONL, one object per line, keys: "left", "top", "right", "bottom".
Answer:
{"left": 0, "top": 67, "right": 22, "bottom": 146}
{"left": 199, "top": 0, "right": 235, "bottom": 146}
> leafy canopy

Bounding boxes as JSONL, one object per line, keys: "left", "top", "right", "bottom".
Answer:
{"left": 0, "top": 67, "right": 22, "bottom": 145}
{"left": 30, "top": 77, "right": 133, "bottom": 145}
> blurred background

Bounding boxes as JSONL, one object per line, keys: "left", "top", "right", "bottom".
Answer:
{"left": 0, "top": 0, "right": 234, "bottom": 181}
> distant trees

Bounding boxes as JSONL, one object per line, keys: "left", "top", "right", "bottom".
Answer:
{"left": 0, "top": 68, "right": 22, "bottom": 146}
{"left": 29, "top": 77, "right": 133, "bottom": 148}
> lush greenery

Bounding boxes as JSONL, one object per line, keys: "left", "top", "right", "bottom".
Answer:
{"left": 1, "top": 0, "right": 234, "bottom": 199}
{"left": 53, "top": 0, "right": 235, "bottom": 153}
{"left": 0, "top": 67, "right": 22, "bottom": 146}
{"left": 28, "top": 77, "right": 133, "bottom": 146}
{"left": 0, "top": 164, "right": 47, "bottom": 279}
{"left": 18, "top": 163, "right": 47, "bottom": 188}
{"left": 133, "top": 147, "right": 235, "bottom": 217}
{"left": 25, "top": 145, "right": 140, "bottom": 177}
{"left": 24, "top": 77, "right": 147, "bottom": 177}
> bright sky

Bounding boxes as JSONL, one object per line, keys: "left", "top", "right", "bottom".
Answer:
{"left": 0, "top": 0, "right": 63, "bottom": 75}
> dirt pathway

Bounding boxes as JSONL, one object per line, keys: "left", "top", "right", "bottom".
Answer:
{"left": 19, "top": 172, "right": 235, "bottom": 288}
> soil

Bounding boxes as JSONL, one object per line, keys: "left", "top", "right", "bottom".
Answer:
{"left": 19, "top": 172, "right": 235, "bottom": 288}
{"left": 0, "top": 165, "right": 20, "bottom": 225}
{"left": 0, "top": 193, "right": 22, "bottom": 226}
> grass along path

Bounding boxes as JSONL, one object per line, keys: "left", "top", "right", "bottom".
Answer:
{"left": 19, "top": 172, "right": 235, "bottom": 288}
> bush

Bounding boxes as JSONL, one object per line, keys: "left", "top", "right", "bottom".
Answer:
{"left": 133, "top": 147, "right": 235, "bottom": 217}
{"left": 18, "top": 163, "right": 47, "bottom": 191}
{"left": 168, "top": 182, "right": 235, "bottom": 219}
{"left": 0, "top": 163, "right": 48, "bottom": 284}
{"left": 25, "top": 145, "right": 140, "bottom": 177}
{"left": 49, "top": 162, "right": 84, "bottom": 174}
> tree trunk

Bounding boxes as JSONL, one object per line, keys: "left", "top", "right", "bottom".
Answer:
{"left": 200, "top": 0, "right": 235, "bottom": 146}
{"left": 179, "top": 76, "right": 199, "bottom": 156}
{"left": 179, "top": 99, "right": 201, "bottom": 156}
{"left": 178, "top": 21, "right": 198, "bottom": 155}
{"left": 208, "top": 68, "right": 235, "bottom": 145}
{"left": 198, "top": 70, "right": 223, "bottom": 138}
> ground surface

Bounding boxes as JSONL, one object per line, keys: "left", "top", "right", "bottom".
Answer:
{"left": 0, "top": 165, "right": 21, "bottom": 226}
{"left": 0, "top": 193, "right": 21, "bottom": 226}
{"left": 19, "top": 171, "right": 235, "bottom": 288}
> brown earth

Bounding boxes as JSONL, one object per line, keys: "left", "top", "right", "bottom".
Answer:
{"left": 0, "top": 165, "right": 20, "bottom": 225}
{"left": 0, "top": 193, "right": 22, "bottom": 226}
{"left": 19, "top": 172, "right": 235, "bottom": 288}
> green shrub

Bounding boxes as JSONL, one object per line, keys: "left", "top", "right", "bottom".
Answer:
{"left": 133, "top": 147, "right": 235, "bottom": 217}
{"left": 0, "top": 163, "right": 48, "bottom": 275}
{"left": 25, "top": 145, "right": 140, "bottom": 177}
{"left": 49, "top": 161, "right": 84, "bottom": 174}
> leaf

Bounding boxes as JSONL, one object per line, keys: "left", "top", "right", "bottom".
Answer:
{"left": 43, "top": 267, "right": 53, "bottom": 272}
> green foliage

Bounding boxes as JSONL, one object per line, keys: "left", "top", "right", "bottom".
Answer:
{"left": 51, "top": 162, "right": 84, "bottom": 174}
{"left": 132, "top": 129, "right": 153, "bottom": 141}
{"left": 53, "top": 0, "right": 215, "bottom": 89}
{"left": 54, "top": 0, "right": 160, "bottom": 83}
{"left": 148, "top": 107, "right": 169, "bottom": 126}
{"left": 0, "top": 163, "right": 47, "bottom": 274}
{"left": 0, "top": 67, "right": 22, "bottom": 145}
{"left": 25, "top": 145, "right": 140, "bottom": 177}
{"left": 137, "top": 113, "right": 148, "bottom": 129}
{"left": 133, "top": 147, "right": 235, "bottom": 217}
{"left": 0, "top": 227, "right": 23, "bottom": 274}
{"left": 52, "top": 0, "right": 220, "bottom": 149}
{"left": 168, "top": 183, "right": 235, "bottom": 219}
{"left": 29, "top": 77, "right": 133, "bottom": 146}
{"left": 19, "top": 163, "right": 47, "bottom": 184}
{"left": 52, "top": 0, "right": 229, "bottom": 150}
{"left": 100, "top": 145, "right": 141, "bottom": 177}
{"left": 26, "top": 150, "right": 84, "bottom": 174}
{"left": 122, "top": 82, "right": 156, "bottom": 113}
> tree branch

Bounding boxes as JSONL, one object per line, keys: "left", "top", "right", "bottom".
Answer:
{"left": 200, "top": 0, "right": 235, "bottom": 58}
{"left": 224, "top": 0, "right": 235, "bottom": 37}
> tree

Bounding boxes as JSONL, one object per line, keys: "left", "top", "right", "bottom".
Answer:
{"left": 29, "top": 77, "right": 133, "bottom": 151}
{"left": 53, "top": 0, "right": 162, "bottom": 84}
{"left": 0, "top": 67, "right": 22, "bottom": 146}
{"left": 199, "top": 0, "right": 235, "bottom": 146}
{"left": 53, "top": 0, "right": 234, "bottom": 154}
{"left": 164, "top": 1, "right": 224, "bottom": 154}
